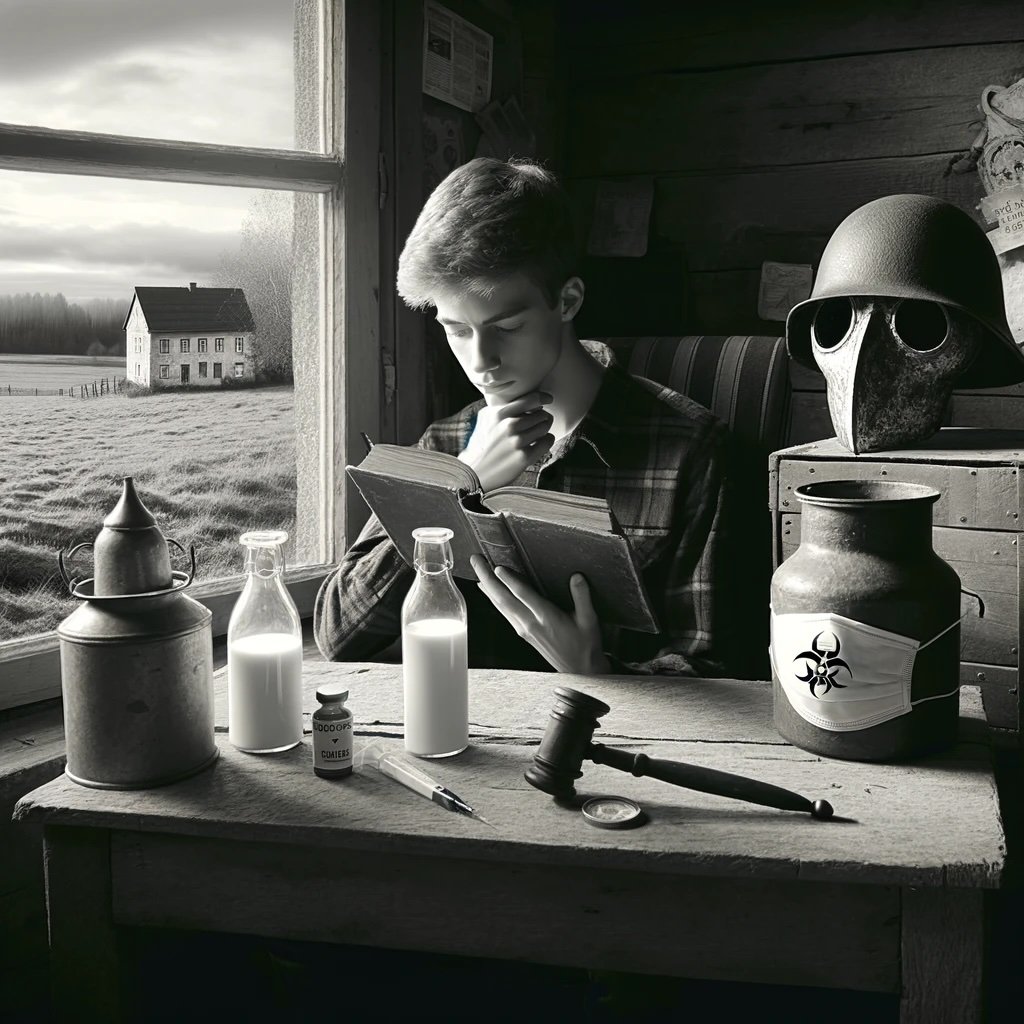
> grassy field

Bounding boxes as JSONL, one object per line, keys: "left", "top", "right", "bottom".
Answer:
{"left": 0, "top": 354, "right": 127, "bottom": 391}
{"left": 0, "top": 385, "right": 296, "bottom": 641}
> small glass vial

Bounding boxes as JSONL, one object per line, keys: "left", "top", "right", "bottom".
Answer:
{"left": 227, "top": 530, "right": 303, "bottom": 754}
{"left": 400, "top": 527, "right": 468, "bottom": 758}
{"left": 312, "top": 683, "right": 353, "bottom": 778}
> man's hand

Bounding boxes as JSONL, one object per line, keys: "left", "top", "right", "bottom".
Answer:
{"left": 458, "top": 391, "right": 554, "bottom": 492}
{"left": 471, "top": 554, "right": 611, "bottom": 675}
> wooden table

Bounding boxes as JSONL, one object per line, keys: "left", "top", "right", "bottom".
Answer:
{"left": 14, "top": 663, "right": 1006, "bottom": 1023}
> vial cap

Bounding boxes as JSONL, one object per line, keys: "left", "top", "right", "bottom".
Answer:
{"left": 315, "top": 682, "right": 349, "bottom": 704}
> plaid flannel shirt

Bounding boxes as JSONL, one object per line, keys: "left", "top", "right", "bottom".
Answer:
{"left": 314, "top": 340, "right": 733, "bottom": 676}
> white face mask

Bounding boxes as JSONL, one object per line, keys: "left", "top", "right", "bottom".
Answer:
{"left": 769, "top": 610, "right": 960, "bottom": 732}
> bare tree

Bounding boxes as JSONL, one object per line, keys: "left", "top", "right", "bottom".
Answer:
{"left": 216, "top": 191, "right": 294, "bottom": 382}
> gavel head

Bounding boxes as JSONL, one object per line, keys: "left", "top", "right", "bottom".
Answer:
{"left": 524, "top": 687, "right": 611, "bottom": 799}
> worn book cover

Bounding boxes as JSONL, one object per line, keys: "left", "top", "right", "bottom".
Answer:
{"left": 347, "top": 444, "right": 658, "bottom": 633}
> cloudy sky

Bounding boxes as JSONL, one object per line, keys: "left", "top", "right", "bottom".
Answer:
{"left": 0, "top": 0, "right": 299, "bottom": 303}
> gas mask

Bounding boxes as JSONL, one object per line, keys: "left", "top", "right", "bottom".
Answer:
{"left": 810, "top": 296, "right": 984, "bottom": 453}
{"left": 787, "top": 194, "right": 1024, "bottom": 453}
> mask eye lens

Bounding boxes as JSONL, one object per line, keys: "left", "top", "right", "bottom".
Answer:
{"left": 894, "top": 300, "right": 948, "bottom": 352}
{"left": 811, "top": 298, "right": 853, "bottom": 350}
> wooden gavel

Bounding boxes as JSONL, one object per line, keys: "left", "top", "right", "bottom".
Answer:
{"left": 524, "top": 687, "right": 834, "bottom": 820}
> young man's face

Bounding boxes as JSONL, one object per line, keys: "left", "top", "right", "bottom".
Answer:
{"left": 434, "top": 273, "right": 576, "bottom": 406}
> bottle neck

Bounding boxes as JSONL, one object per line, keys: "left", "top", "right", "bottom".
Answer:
{"left": 413, "top": 538, "right": 454, "bottom": 576}
{"left": 244, "top": 544, "right": 285, "bottom": 577}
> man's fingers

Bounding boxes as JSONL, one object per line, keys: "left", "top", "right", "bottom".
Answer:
{"left": 507, "top": 407, "right": 554, "bottom": 436}
{"left": 472, "top": 556, "right": 531, "bottom": 631}
{"left": 571, "top": 573, "right": 599, "bottom": 630}
{"left": 495, "top": 391, "right": 552, "bottom": 419}
{"left": 516, "top": 420, "right": 555, "bottom": 449}
{"left": 494, "top": 566, "right": 547, "bottom": 621}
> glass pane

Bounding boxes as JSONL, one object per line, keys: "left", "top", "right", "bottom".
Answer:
{"left": 0, "top": 170, "right": 320, "bottom": 642}
{"left": 0, "top": 0, "right": 320, "bottom": 151}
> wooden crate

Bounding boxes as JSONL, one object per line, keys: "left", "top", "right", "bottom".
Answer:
{"left": 769, "top": 428, "right": 1024, "bottom": 738}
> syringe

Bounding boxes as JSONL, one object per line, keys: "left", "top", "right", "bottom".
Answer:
{"left": 356, "top": 742, "right": 495, "bottom": 828}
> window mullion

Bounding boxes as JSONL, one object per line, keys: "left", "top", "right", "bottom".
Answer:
{"left": 0, "top": 121, "right": 342, "bottom": 192}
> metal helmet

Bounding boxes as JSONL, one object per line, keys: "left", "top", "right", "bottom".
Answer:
{"left": 787, "top": 194, "right": 1023, "bottom": 389}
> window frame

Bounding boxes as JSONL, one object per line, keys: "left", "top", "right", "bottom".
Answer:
{"left": 0, "top": 0, "right": 384, "bottom": 711}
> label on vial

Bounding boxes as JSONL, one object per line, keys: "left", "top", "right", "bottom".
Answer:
{"left": 313, "top": 718, "right": 353, "bottom": 775}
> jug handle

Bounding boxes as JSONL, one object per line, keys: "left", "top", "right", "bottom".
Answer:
{"left": 58, "top": 542, "right": 94, "bottom": 594}
{"left": 166, "top": 539, "right": 198, "bottom": 587}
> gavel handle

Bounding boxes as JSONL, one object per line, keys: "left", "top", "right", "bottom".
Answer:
{"left": 587, "top": 743, "right": 833, "bottom": 819}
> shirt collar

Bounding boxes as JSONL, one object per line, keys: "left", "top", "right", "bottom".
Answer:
{"left": 569, "top": 339, "right": 628, "bottom": 470}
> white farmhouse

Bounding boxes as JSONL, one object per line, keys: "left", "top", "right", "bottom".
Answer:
{"left": 123, "top": 283, "right": 256, "bottom": 388}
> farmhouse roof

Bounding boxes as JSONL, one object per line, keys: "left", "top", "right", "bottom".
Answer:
{"left": 123, "top": 284, "right": 255, "bottom": 333}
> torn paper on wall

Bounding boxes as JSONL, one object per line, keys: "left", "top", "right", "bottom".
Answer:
{"left": 422, "top": 1, "right": 492, "bottom": 114}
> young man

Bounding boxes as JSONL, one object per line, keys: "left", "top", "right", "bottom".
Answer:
{"left": 314, "top": 157, "right": 733, "bottom": 676}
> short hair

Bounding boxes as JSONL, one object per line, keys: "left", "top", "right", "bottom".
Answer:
{"left": 396, "top": 157, "right": 579, "bottom": 310}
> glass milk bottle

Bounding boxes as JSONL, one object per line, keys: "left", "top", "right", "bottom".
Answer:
{"left": 227, "top": 530, "right": 303, "bottom": 753}
{"left": 401, "top": 527, "right": 468, "bottom": 757}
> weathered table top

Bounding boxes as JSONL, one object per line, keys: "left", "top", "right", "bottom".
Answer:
{"left": 14, "top": 662, "right": 1005, "bottom": 889}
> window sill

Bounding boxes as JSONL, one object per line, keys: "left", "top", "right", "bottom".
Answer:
{"left": 0, "top": 565, "right": 332, "bottom": 712}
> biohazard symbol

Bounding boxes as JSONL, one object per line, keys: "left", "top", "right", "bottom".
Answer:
{"left": 793, "top": 631, "right": 852, "bottom": 697}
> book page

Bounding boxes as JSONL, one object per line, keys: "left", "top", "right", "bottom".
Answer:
{"left": 350, "top": 443, "right": 481, "bottom": 492}
{"left": 483, "top": 487, "right": 613, "bottom": 534}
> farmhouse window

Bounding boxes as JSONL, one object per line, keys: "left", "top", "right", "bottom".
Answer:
{"left": 180, "top": 339, "right": 190, "bottom": 353}
{"left": 234, "top": 362, "right": 245, "bottom": 378}
{"left": 199, "top": 362, "right": 208, "bottom": 378}
{"left": 198, "top": 338, "right": 208, "bottom": 352}
{"left": 0, "top": 0, "right": 381, "bottom": 712}
{"left": 235, "top": 338, "right": 244, "bottom": 353}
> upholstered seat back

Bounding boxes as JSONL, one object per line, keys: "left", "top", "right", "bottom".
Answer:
{"left": 617, "top": 335, "right": 791, "bottom": 458}
{"left": 603, "top": 335, "right": 793, "bottom": 679}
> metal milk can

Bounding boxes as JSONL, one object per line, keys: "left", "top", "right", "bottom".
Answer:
{"left": 57, "top": 476, "right": 217, "bottom": 788}
{"left": 770, "top": 480, "right": 962, "bottom": 762}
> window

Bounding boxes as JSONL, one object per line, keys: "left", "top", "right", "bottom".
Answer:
{"left": 234, "top": 362, "right": 245, "bottom": 378}
{"left": 215, "top": 338, "right": 225, "bottom": 352}
{"left": 198, "top": 338, "right": 208, "bottom": 353}
{"left": 0, "top": 0, "right": 381, "bottom": 713}
{"left": 213, "top": 363, "right": 222, "bottom": 379}
{"left": 235, "top": 338, "right": 245, "bottom": 354}
{"left": 198, "top": 362, "right": 208, "bottom": 378}
{"left": 180, "top": 339, "right": 191, "bottom": 353}
{"left": 181, "top": 365, "right": 190, "bottom": 384}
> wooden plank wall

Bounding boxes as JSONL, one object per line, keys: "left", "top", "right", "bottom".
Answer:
{"left": 561, "top": 0, "right": 1024, "bottom": 441}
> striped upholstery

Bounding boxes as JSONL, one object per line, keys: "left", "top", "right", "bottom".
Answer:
{"left": 603, "top": 335, "right": 792, "bottom": 679}
{"left": 615, "top": 335, "right": 791, "bottom": 456}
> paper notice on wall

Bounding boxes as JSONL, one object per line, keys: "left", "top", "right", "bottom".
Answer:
{"left": 586, "top": 178, "right": 655, "bottom": 258}
{"left": 422, "top": 1, "right": 492, "bottom": 114}
{"left": 981, "top": 185, "right": 1024, "bottom": 254}
{"left": 757, "top": 261, "right": 814, "bottom": 322}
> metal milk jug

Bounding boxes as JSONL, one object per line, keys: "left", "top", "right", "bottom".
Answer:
{"left": 56, "top": 477, "right": 217, "bottom": 788}
{"left": 770, "top": 480, "right": 962, "bottom": 762}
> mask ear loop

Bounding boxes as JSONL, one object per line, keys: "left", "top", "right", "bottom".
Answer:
{"left": 917, "top": 588, "right": 984, "bottom": 653}
{"left": 960, "top": 587, "right": 985, "bottom": 619}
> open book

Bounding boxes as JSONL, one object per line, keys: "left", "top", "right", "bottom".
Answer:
{"left": 347, "top": 443, "right": 658, "bottom": 633}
